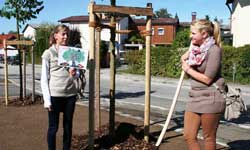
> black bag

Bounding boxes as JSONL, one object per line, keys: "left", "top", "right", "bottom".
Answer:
{"left": 214, "top": 84, "right": 247, "bottom": 121}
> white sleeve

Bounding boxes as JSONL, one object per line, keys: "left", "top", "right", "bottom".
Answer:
{"left": 40, "top": 59, "right": 51, "bottom": 108}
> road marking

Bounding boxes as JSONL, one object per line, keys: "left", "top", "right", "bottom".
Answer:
{"left": 220, "top": 120, "right": 250, "bottom": 130}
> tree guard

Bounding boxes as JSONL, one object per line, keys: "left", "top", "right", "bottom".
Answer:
{"left": 88, "top": 2, "right": 153, "bottom": 148}
{"left": 3, "top": 39, "right": 34, "bottom": 106}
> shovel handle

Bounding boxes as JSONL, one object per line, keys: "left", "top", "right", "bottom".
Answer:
{"left": 156, "top": 71, "right": 185, "bottom": 146}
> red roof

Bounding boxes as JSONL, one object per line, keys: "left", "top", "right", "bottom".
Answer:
{"left": 133, "top": 17, "right": 178, "bottom": 25}
{"left": 58, "top": 16, "right": 90, "bottom": 23}
{"left": 0, "top": 34, "right": 18, "bottom": 48}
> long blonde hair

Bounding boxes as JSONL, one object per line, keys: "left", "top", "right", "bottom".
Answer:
{"left": 191, "top": 19, "right": 221, "bottom": 48}
{"left": 49, "top": 24, "right": 69, "bottom": 46}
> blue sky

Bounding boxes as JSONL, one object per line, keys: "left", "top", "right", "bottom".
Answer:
{"left": 0, "top": 0, "right": 231, "bottom": 34}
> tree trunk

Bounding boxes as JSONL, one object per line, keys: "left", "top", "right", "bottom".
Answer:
{"left": 109, "top": 0, "right": 116, "bottom": 137}
{"left": 16, "top": 15, "right": 23, "bottom": 101}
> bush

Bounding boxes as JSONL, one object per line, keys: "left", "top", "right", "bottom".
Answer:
{"left": 125, "top": 44, "right": 250, "bottom": 84}
{"left": 172, "top": 28, "right": 190, "bottom": 49}
{"left": 125, "top": 46, "right": 185, "bottom": 77}
{"left": 33, "top": 24, "right": 55, "bottom": 64}
{"left": 125, "top": 50, "right": 144, "bottom": 74}
{"left": 222, "top": 45, "right": 250, "bottom": 84}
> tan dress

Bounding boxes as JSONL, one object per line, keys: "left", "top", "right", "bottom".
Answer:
{"left": 186, "top": 44, "right": 226, "bottom": 113}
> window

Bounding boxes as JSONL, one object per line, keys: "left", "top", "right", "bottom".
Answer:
{"left": 158, "top": 28, "right": 164, "bottom": 35}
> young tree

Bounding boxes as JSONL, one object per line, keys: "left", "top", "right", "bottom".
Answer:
{"left": 0, "top": 0, "right": 44, "bottom": 100}
{"left": 109, "top": 0, "right": 116, "bottom": 137}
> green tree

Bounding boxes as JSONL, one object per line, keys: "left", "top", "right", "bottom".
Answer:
{"left": 175, "top": 13, "right": 179, "bottom": 20}
{"left": 214, "top": 17, "right": 218, "bottom": 22}
{"left": 172, "top": 28, "right": 190, "bottom": 49}
{"left": 8, "top": 30, "right": 17, "bottom": 34}
{"left": 68, "top": 28, "right": 81, "bottom": 47}
{"left": 34, "top": 23, "right": 55, "bottom": 63}
{"left": 154, "top": 8, "right": 172, "bottom": 18}
{"left": 205, "top": 15, "right": 210, "bottom": 21}
{"left": 0, "top": 0, "right": 44, "bottom": 100}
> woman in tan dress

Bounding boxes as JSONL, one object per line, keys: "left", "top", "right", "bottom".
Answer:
{"left": 181, "top": 19, "right": 226, "bottom": 150}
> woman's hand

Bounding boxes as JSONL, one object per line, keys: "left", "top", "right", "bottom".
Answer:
{"left": 182, "top": 59, "right": 191, "bottom": 73}
{"left": 181, "top": 50, "right": 190, "bottom": 63}
{"left": 45, "top": 105, "right": 52, "bottom": 111}
{"left": 69, "top": 67, "right": 76, "bottom": 77}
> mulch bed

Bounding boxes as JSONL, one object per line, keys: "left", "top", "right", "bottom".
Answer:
{"left": 0, "top": 94, "right": 43, "bottom": 106}
{"left": 72, "top": 122, "right": 157, "bottom": 150}
{"left": 0, "top": 95, "right": 158, "bottom": 150}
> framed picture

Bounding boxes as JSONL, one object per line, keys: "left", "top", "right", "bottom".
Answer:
{"left": 58, "top": 46, "right": 88, "bottom": 69}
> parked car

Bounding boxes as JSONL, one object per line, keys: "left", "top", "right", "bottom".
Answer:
{"left": 8, "top": 56, "right": 19, "bottom": 65}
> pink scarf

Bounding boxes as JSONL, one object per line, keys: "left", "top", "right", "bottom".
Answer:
{"left": 188, "top": 37, "right": 215, "bottom": 66}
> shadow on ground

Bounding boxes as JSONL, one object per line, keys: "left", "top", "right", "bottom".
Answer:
{"left": 227, "top": 140, "right": 250, "bottom": 150}
{"left": 101, "top": 91, "right": 155, "bottom": 99}
{"left": 72, "top": 122, "right": 157, "bottom": 150}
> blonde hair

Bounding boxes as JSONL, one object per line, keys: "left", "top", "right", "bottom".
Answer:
{"left": 191, "top": 19, "right": 221, "bottom": 47}
{"left": 49, "top": 24, "right": 69, "bottom": 46}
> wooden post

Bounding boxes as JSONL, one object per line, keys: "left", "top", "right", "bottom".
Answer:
{"left": 3, "top": 40, "right": 8, "bottom": 106}
{"left": 95, "top": 13, "right": 101, "bottom": 131}
{"left": 109, "top": 0, "right": 116, "bottom": 137}
{"left": 31, "top": 46, "right": 35, "bottom": 102}
{"left": 88, "top": 2, "right": 96, "bottom": 150}
{"left": 144, "top": 3, "right": 152, "bottom": 143}
{"left": 23, "top": 49, "right": 26, "bottom": 98}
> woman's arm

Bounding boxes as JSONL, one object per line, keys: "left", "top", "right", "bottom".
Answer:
{"left": 182, "top": 60, "right": 213, "bottom": 85}
{"left": 182, "top": 46, "right": 221, "bottom": 85}
{"left": 40, "top": 59, "right": 51, "bottom": 109}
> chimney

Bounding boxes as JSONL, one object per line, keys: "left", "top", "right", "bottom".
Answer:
{"left": 192, "top": 12, "right": 197, "bottom": 22}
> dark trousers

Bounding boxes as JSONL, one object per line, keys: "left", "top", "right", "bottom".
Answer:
{"left": 47, "top": 96, "right": 76, "bottom": 150}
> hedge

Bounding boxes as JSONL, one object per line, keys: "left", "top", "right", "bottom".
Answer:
{"left": 125, "top": 45, "right": 250, "bottom": 84}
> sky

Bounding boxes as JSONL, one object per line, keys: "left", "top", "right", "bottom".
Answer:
{"left": 0, "top": 0, "right": 231, "bottom": 34}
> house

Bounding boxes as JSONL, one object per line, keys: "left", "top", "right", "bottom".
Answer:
{"left": 0, "top": 34, "right": 19, "bottom": 62}
{"left": 58, "top": 15, "right": 129, "bottom": 50}
{"left": 226, "top": 0, "right": 250, "bottom": 47}
{"left": 59, "top": 15, "right": 180, "bottom": 47}
{"left": 22, "top": 24, "right": 40, "bottom": 41}
{"left": 130, "top": 17, "right": 178, "bottom": 46}
{"left": 0, "top": 34, "right": 18, "bottom": 48}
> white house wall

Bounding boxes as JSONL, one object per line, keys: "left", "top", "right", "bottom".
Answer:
{"left": 231, "top": 1, "right": 250, "bottom": 47}
{"left": 116, "top": 17, "right": 129, "bottom": 45}
{"left": 68, "top": 19, "right": 128, "bottom": 49}
{"left": 68, "top": 19, "right": 128, "bottom": 50}
{"left": 23, "top": 26, "right": 36, "bottom": 41}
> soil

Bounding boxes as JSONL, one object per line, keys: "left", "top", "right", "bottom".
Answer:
{"left": 72, "top": 122, "right": 157, "bottom": 150}
{"left": 0, "top": 96, "right": 228, "bottom": 150}
{"left": 0, "top": 94, "right": 43, "bottom": 106}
